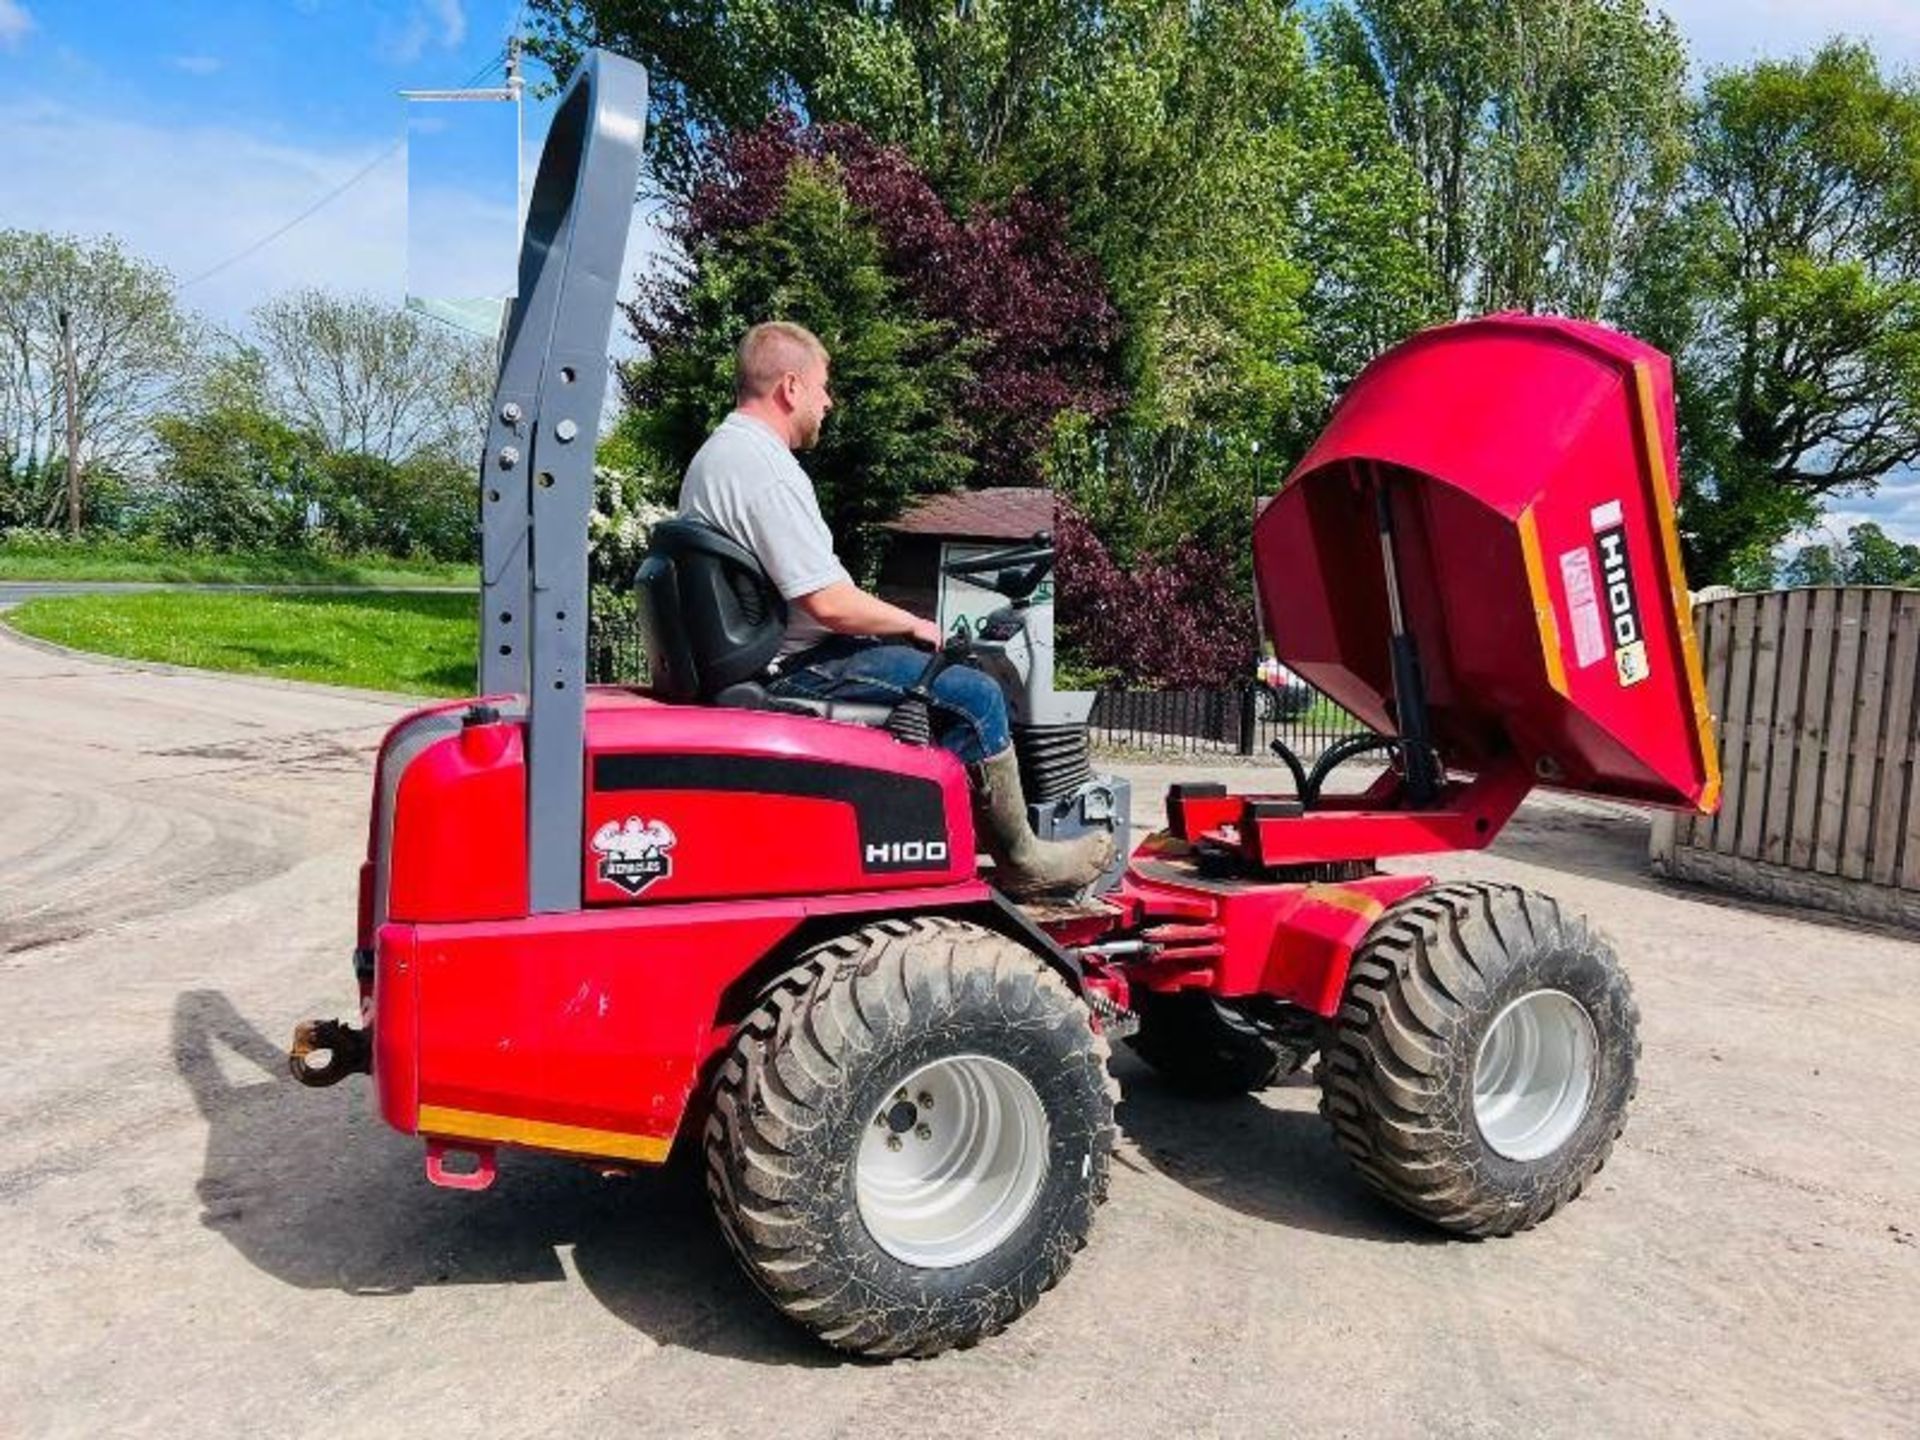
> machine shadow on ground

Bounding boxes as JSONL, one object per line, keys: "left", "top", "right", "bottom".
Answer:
{"left": 1483, "top": 805, "right": 1655, "bottom": 887}
{"left": 170, "top": 988, "right": 836, "bottom": 1369}
{"left": 1110, "top": 1053, "right": 1441, "bottom": 1245}
{"left": 171, "top": 988, "right": 1443, "bottom": 1359}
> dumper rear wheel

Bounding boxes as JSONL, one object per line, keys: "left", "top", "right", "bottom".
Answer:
{"left": 1318, "top": 883, "right": 1637, "bottom": 1236}
{"left": 704, "top": 916, "right": 1115, "bottom": 1357}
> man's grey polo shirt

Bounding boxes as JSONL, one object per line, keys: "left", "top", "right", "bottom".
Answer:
{"left": 677, "top": 411, "right": 851, "bottom": 658}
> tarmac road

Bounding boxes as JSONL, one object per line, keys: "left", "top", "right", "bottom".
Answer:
{"left": 0, "top": 580, "right": 179, "bottom": 606}
{"left": 1, "top": 628, "right": 1915, "bottom": 1439}
{"left": 0, "top": 580, "right": 474, "bottom": 609}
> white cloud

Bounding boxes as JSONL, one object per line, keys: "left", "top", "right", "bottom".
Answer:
{"left": 378, "top": 0, "right": 469, "bottom": 65}
{"left": 1787, "top": 472, "right": 1920, "bottom": 548}
{"left": 0, "top": 0, "right": 34, "bottom": 53}
{"left": 0, "top": 96, "right": 409, "bottom": 330}
{"left": 1828, "top": 486, "right": 1920, "bottom": 545}
{"left": 377, "top": 18, "right": 431, "bottom": 65}
{"left": 1657, "top": 0, "right": 1920, "bottom": 73}
{"left": 169, "top": 55, "right": 224, "bottom": 76}
{"left": 0, "top": 97, "right": 669, "bottom": 342}
{"left": 428, "top": 0, "right": 468, "bottom": 50}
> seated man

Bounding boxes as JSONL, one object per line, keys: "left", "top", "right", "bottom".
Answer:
{"left": 677, "top": 320, "right": 1113, "bottom": 897}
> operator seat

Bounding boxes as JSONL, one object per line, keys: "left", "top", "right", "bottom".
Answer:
{"left": 632, "top": 519, "right": 895, "bottom": 725}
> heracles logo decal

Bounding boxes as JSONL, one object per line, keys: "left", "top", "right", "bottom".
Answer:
{"left": 591, "top": 816, "right": 677, "bottom": 895}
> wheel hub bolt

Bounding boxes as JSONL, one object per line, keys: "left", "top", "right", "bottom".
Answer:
{"left": 917, "top": 1091, "right": 934, "bottom": 1109}
{"left": 885, "top": 1134, "right": 903, "bottom": 1152}
{"left": 914, "top": 1123, "right": 932, "bottom": 1141}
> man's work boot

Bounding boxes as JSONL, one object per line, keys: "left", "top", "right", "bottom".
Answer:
{"left": 972, "top": 747, "right": 1116, "bottom": 900}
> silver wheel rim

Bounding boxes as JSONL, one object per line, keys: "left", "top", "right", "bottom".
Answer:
{"left": 1472, "top": 989, "right": 1598, "bottom": 1161}
{"left": 855, "top": 1054, "right": 1050, "bottom": 1269}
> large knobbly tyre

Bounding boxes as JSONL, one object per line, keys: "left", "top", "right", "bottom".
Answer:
{"left": 1318, "top": 883, "right": 1639, "bottom": 1237}
{"left": 704, "top": 917, "right": 1115, "bottom": 1358}
{"left": 1125, "top": 991, "right": 1295, "bottom": 1097}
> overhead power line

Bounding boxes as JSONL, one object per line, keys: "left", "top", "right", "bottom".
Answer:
{"left": 177, "top": 49, "right": 510, "bottom": 293}
{"left": 176, "top": 141, "right": 407, "bottom": 290}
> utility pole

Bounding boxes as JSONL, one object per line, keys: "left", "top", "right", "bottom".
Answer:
{"left": 58, "top": 307, "right": 81, "bottom": 538}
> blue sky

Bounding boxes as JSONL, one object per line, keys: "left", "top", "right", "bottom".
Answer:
{"left": 0, "top": 0, "right": 1917, "bottom": 541}
{"left": 0, "top": 1, "right": 656, "bottom": 330}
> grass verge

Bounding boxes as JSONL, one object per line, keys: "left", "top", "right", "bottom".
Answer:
{"left": 6, "top": 590, "right": 478, "bottom": 695}
{"left": 0, "top": 538, "right": 473, "bottom": 588}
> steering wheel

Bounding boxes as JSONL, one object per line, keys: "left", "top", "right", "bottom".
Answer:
{"left": 939, "top": 530, "right": 1054, "bottom": 603}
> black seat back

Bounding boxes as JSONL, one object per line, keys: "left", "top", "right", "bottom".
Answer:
{"left": 634, "top": 519, "right": 788, "bottom": 701}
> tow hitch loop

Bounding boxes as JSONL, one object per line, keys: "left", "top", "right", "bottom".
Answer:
{"left": 288, "top": 1018, "right": 371, "bottom": 1087}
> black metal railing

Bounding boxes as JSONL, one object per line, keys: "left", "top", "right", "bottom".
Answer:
{"left": 590, "top": 595, "right": 648, "bottom": 686}
{"left": 1088, "top": 684, "right": 1370, "bottom": 762}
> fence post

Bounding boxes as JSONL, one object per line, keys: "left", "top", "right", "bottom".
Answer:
{"left": 1237, "top": 685, "right": 1256, "bottom": 756}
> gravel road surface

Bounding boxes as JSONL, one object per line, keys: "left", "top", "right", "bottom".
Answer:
{"left": 2, "top": 629, "right": 1914, "bottom": 1439}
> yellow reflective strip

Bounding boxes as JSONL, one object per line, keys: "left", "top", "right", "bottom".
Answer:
{"left": 418, "top": 1104, "right": 672, "bottom": 1163}
{"left": 1518, "top": 504, "right": 1570, "bottom": 698}
{"left": 1630, "top": 362, "right": 1722, "bottom": 814}
{"left": 1307, "top": 886, "right": 1385, "bottom": 922}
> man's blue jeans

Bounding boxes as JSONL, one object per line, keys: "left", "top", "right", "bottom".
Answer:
{"left": 767, "top": 637, "right": 1011, "bottom": 765}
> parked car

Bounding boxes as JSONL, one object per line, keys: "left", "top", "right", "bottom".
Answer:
{"left": 1255, "top": 656, "right": 1314, "bottom": 721}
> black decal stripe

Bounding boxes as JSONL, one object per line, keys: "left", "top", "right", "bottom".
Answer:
{"left": 1596, "top": 524, "right": 1642, "bottom": 644}
{"left": 591, "top": 753, "right": 949, "bottom": 872}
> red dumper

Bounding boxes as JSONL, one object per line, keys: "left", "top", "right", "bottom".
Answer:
{"left": 292, "top": 50, "right": 1718, "bottom": 1358}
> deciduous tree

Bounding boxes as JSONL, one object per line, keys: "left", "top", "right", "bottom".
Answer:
{"left": 657, "top": 115, "right": 1124, "bottom": 482}
{"left": 149, "top": 350, "right": 320, "bottom": 552}
{"left": 1320, "top": 0, "right": 1688, "bottom": 317}
{"left": 150, "top": 347, "right": 479, "bottom": 561}
{"left": 1783, "top": 522, "right": 1920, "bottom": 587}
{"left": 250, "top": 289, "right": 492, "bottom": 465}
{"left": 625, "top": 161, "right": 974, "bottom": 579}
{"left": 526, "top": 0, "right": 1108, "bottom": 196}
{"left": 1617, "top": 43, "right": 1920, "bottom": 584}
{"left": 0, "top": 230, "right": 199, "bottom": 527}
{"left": 1054, "top": 499, "right": 1255, "bottom": 688}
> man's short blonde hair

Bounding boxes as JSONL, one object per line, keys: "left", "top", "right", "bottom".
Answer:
{"left": 735, "top": 321, "right": 829, "bottom": 403}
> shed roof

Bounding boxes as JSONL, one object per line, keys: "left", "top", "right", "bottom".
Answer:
{"left": 886, "top": 487, "right": 1054, "bottom": 541}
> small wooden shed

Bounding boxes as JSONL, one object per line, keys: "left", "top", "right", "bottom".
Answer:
{"left": 878, "top": 487, "right": 1055, "bottom": 641}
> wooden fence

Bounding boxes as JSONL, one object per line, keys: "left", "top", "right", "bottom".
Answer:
{"left": 1650, "top": 586, "right": 1920, "bottom": 928}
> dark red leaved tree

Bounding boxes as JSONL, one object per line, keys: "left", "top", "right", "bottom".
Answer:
{"left": 1055, "top": 502, "right": 1256, "bottom": 689}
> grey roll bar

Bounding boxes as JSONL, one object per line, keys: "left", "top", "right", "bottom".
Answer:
{"left": 476, "top": 49, "right": 648, "bottom": 913}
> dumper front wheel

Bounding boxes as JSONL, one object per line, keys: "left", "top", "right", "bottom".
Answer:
{"left": 1319, "top": 883, "right": 1638, "bottom": 1236}
{"left": 704, "top": 917, "right": 1114, "bottom": 1358}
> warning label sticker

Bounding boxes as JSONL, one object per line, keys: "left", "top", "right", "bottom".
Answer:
{"left": 1559, "top": 548, "right": 1608, "bottom": 669}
